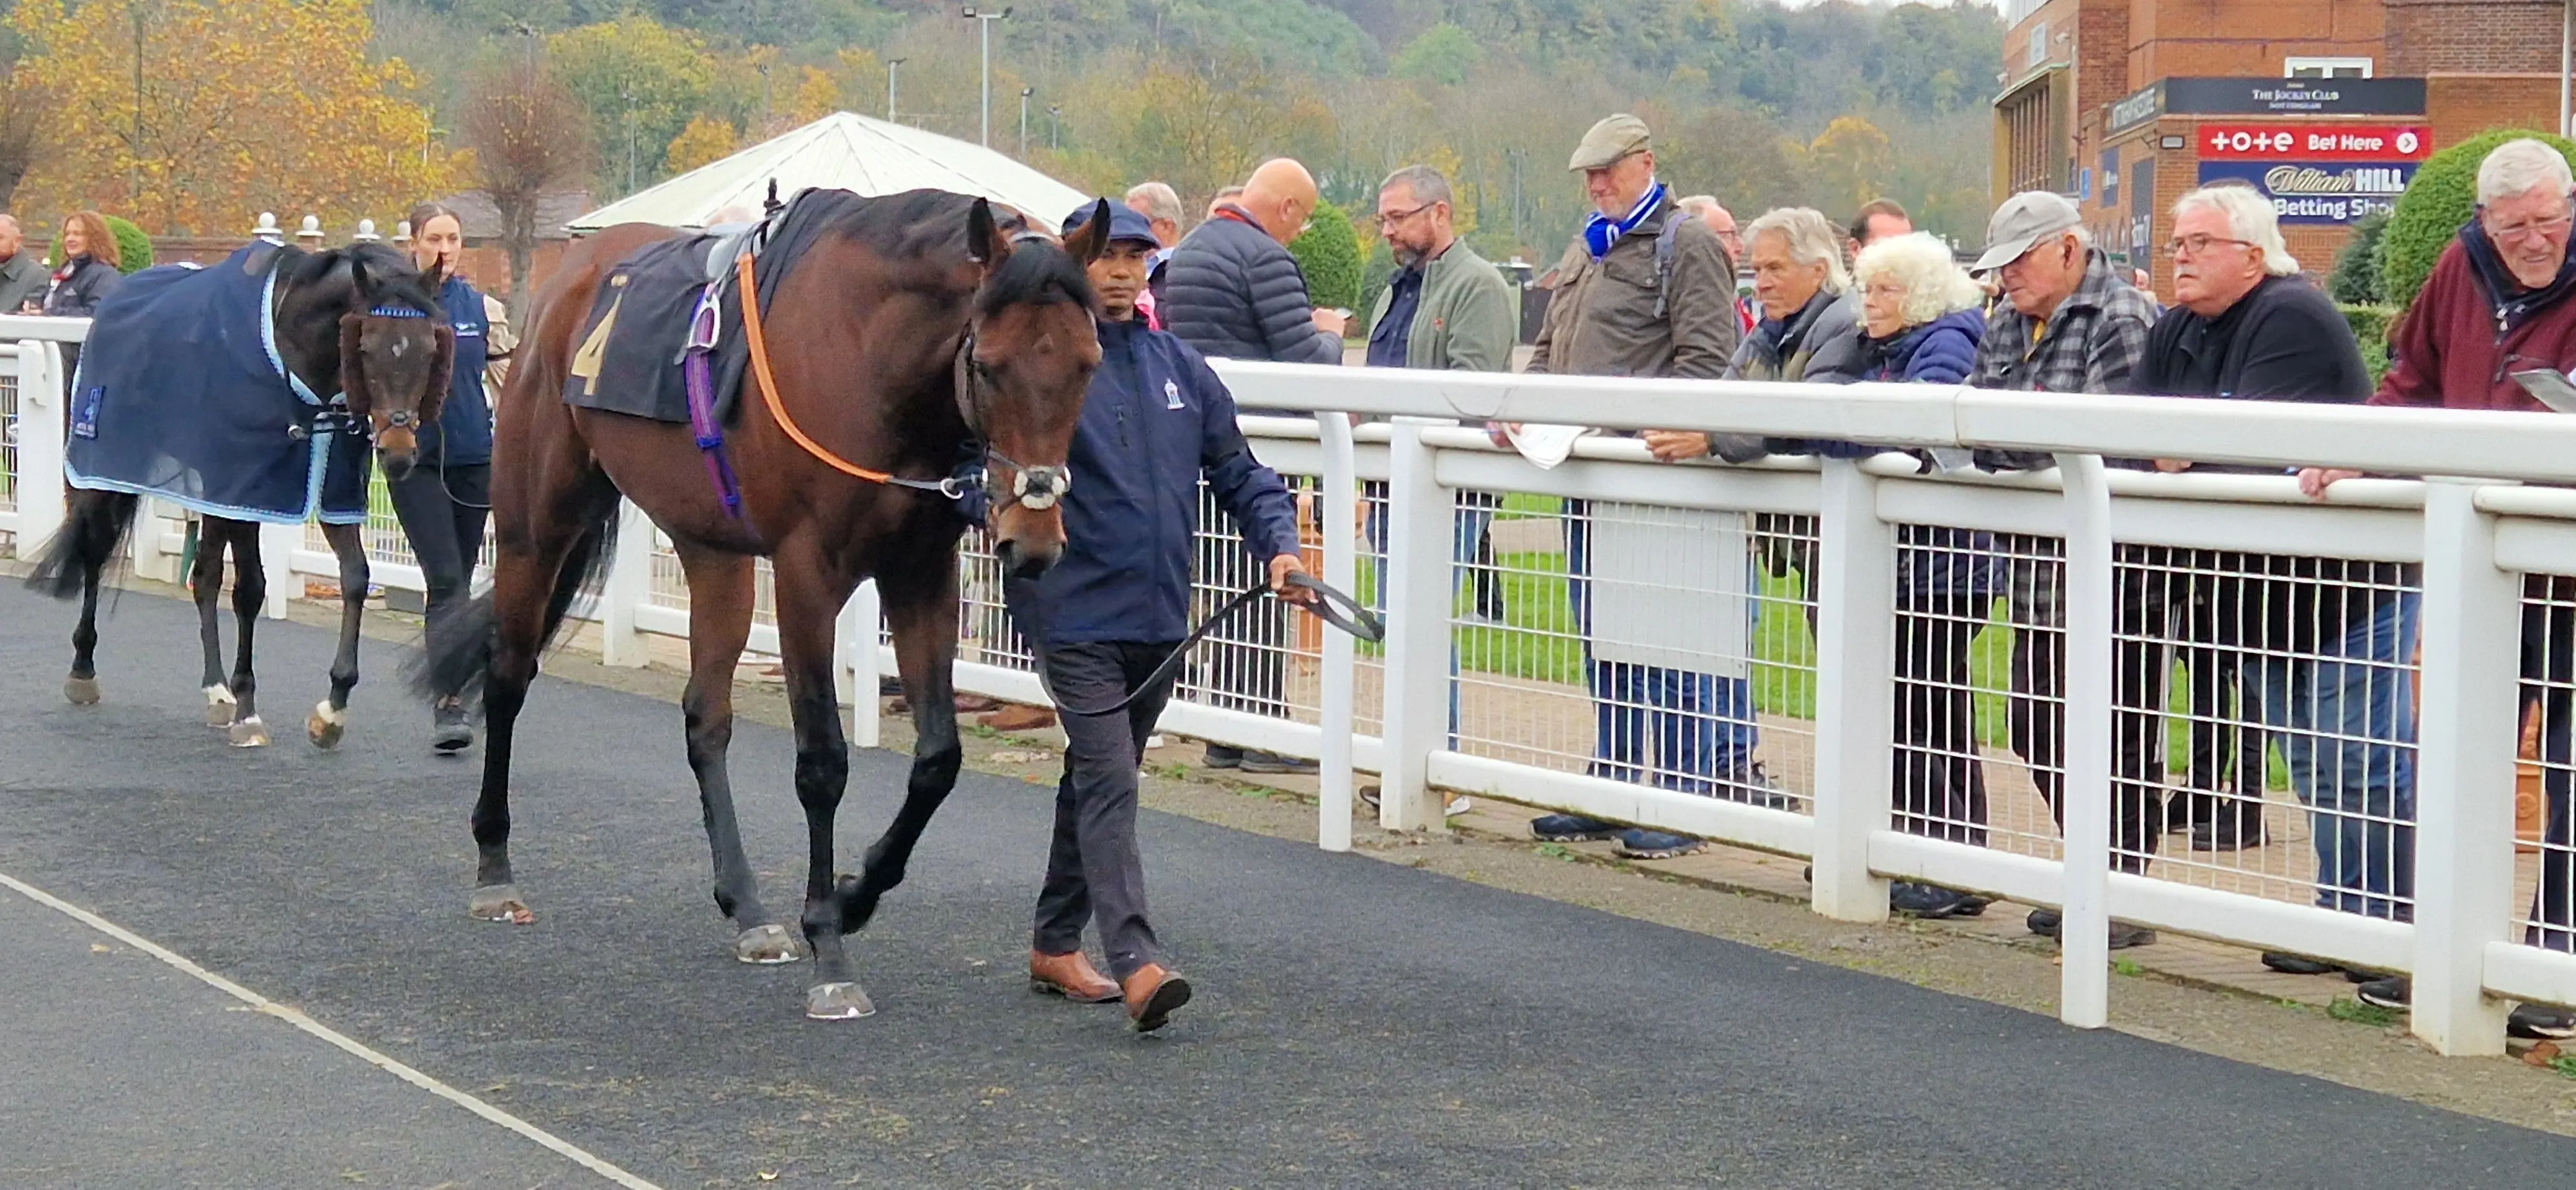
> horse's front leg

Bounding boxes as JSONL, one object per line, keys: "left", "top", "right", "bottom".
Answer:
{"left": 215, "top": 519, "right": 270, "bottom": 748}
{"left": 190, "top": 520, "right": 235, "bottom": 724}
{"left": 307, "top": 522, "right": 369, "bottom": 749}
{"left": 771, "top": 552, "right": 873, "bottom": 1019}
{"left": 829, "top": 554, "right": 963, "bottom": 949}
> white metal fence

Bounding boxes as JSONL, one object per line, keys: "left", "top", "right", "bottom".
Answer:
{"left": 17, "top": 309, "right": 2576, "bottom": 1058}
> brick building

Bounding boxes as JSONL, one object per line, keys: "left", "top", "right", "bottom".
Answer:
{"left": 1996, "top": 0, "right": 2570, "bottom": 294}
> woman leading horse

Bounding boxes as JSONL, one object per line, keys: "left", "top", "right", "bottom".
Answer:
{"left": 417, "top": 189, "right": 1109, "bottom": 1019}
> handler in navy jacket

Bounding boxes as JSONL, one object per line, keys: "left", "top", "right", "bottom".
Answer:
{"left": 1007, "top": 202, "right": 1311, "bottom": 1033}
{"left": 388, "top": 201, "right": 495, "bottom": 754}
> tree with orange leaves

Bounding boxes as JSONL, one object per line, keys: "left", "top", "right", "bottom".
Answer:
{"left": 9, "top": 0, "right": 450, "bottom": 235}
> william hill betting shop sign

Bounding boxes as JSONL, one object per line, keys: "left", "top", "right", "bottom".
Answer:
{"left": 2115, "top": 78, "right": 2430, "bottom": 225}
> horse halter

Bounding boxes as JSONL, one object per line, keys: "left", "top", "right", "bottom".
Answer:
{"left": 365, "top": 305, "right": 428, "bottom": 430}
{"left": 952, "top": 328, "right": 1072, "bottom": 512}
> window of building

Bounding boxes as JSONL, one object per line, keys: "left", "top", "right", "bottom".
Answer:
{"left": 2028, "top": 23, "right": 2048, "bottom": 68}
{"left": 2286, "top": 57, "right": 2373, "bottom": 79}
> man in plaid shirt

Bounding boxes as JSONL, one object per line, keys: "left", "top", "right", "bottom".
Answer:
{"left": 1964, "top": 192, "right": 2165, "bottom": 949}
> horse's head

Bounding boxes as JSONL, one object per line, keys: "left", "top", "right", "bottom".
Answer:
{"left": 333, "top": 245, "right": 453, "bottom": 483}
{"left": 962, "top": 197, "right": 1109, "bottom": 578}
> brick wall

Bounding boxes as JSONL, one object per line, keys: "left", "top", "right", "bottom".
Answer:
{"left": 2425, "top": 75, "right": 2562, "bottom": 147}
{"left": 2386, "top": 0, "right": 2562, "bottom": 75}
{"left": 2130, "top": 0, "right": 2383, "bottom": 83}
{"left": 2076, "top": 0, "right": 2133, "bottom": 115}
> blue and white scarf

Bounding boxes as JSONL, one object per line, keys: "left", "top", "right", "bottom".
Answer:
{"left": 1583, "top": 180, "right": 1669, "bottom": 261}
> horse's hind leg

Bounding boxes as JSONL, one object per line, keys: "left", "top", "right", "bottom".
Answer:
{"left": 306, "top": 522, "right": 369, "bottom": 749}
{"left": 64, "top": 543, "right": 105, "bottom": 706}
{"left": 192, "top": 520, "right": 236, "bottom": 726}
{"left": 674, "top": 543, "right": 802, "bottom": 965}
{"left": 214, "top": 518, "right": 270, "bottom": 748}
{"left": 770, "top": 549, "right": 872, "bottom": 1019}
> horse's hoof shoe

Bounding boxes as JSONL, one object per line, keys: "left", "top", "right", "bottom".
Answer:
{"left": 806, "top": 981, "right": 875, "bottom": 1020}
{"left": 307, "top": 701, "right": 345, "bottom": 750}
{"left": 735, "top": 924, "right": 808, "bottom": 965}
{"left": 227, "top": 717, "right": 270, "bottom": 748}
{"left": 62, "top": 677, "right": 99, "bottom": 706}
{"left": 469, "top": 884, "right": 535, "bottom": 924}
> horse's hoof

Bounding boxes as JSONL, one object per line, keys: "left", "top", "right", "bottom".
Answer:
{"left": 62, "top": 676, "right": 99, "bottom": 706}
{"left": 227, "top": 717, "right": 270, "bottom": 748}
{"left": 805, "top": 981, "right": 875, "bottom": 1021}
{"left": 204, "top": 685, "right": 237, "bottom": 727}
{"left": 307, "top": 700, "right": 345, "bottom": 750}
{"left": 735, "top": 923, "right": 808, "bottom": 965}
{"left": 469, "top": 884, "right": 536, "bottom": 924}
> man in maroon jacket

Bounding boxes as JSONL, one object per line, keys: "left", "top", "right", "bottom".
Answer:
{"left": 2307, "top": 137, "right": 2576, "bottom": 1039}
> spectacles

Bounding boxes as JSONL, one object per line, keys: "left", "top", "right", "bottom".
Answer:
{"left": 2483, "top": 210, "right": 2575, "bottom": 243}
{"left": 1374, "top": 203, "right": 1432, "bottom": 229}
{"left": 2163, "top": 234, "right": 2255, "bottom": 258}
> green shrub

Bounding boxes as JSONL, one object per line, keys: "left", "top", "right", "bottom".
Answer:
{"left": 2342, "top": 302, "right": 2398, "bottom": 386}
{"left": 48, "top": 214, "right": 155, "bottom": 274}
{"left": 1289, "top": 199, "right": 1363, "bottom": 313}
{"left": 2327, "top": 208, "right": 2387, "bottom": 304}
{"left": 2381, "top": 128, "right": 2576, "bottom": 310}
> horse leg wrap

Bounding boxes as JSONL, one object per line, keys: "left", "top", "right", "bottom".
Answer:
{"left": 205, "top": 685, "right": 238, "bottom": 728}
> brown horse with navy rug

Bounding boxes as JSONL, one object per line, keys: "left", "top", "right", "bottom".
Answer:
{"left": 414, "top": 188, "right": 1110, "bottom": 1019}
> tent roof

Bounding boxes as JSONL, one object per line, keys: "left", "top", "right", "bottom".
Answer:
{"left": 567, "top": 112, "right": 1093, "bottom": 233}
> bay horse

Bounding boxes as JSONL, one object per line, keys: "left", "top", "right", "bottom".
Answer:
{"left": 415, "top": 191, "right": 1108, "bottom": 1019}
{"left": 26, "top": 243, "right": 454, "bottom": 750}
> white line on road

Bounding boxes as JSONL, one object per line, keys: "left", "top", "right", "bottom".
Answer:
{"left": 0, "top": 868, "right": 667, "bottom": 1190}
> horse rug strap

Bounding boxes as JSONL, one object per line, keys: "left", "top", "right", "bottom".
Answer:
{"left": 62, "top": 241, "right": 370, "bottom": 525}
{"left": 560, "top": 188, "right": 864, "bottom": 426}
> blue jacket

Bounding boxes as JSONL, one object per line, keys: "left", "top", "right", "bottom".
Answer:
{"left": 1785, "top": 308, "right": 1994, "bottom": 600}
{"left": 1020, "top": 316, "right": 1302, "bottom": 647}
{"left": 419, "top": 274, "right": 492, "bottom": 466}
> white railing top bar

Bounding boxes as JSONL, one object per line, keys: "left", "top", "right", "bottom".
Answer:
{"left": 0, "top": 314, "right": 90, "bottom": 344}
{"left": 1211, "top": 361, "right": 2576, "bottom": 488}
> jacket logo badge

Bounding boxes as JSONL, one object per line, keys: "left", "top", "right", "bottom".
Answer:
{"left": 1164, "top": 379, "right": 1184, "bottom": 410}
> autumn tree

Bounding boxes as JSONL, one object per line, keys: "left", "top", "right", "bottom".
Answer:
{"left": 1804, "top": 115, "right": 1894, "bottom": 217}
{"left": 462, "top": 56, "right": 591, "bottom": 323}
{"left": 549, "top": 14, "right": 716, "bottom": 194}
{"left": 10, "top": 0, "right": 450, "bottom": 234}
{"left": 665, "top": 113, "right": 738, "bottom": 175}
{"left": 0, "top": 63, "right": 52, "bottom": 210}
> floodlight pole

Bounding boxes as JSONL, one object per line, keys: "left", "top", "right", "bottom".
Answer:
{"left": 963, "top": 6, "right": 1011, "bottom": 147}
{"left": 887, "top": 59, "right": 904, "bottom": 124}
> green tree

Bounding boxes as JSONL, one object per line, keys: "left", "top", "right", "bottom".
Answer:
{"left": 2328, "top": 208, "right": 2390, "bottom": 305}
{"left": 1393, "top": 22, "right": 1480, "bottom": 87}
{"left": 1291, "top": 198, "right": 1363, "bottom": 311}
{"left": 2382, "top": 129, "right": 2576, "bottom": 308}
{"left": 549, "top": 14, "right": 715, "bottom": 194}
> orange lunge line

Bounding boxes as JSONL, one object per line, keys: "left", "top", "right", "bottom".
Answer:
{"left": 736, "top": 252, "right": 901, "bottom": 486}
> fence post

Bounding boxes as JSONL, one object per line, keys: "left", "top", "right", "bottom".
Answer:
{"left": 599, "top": 500, "right": 652, "bottom": 668}
{"left": 256, "top": 522, "right": 299, "bottom": 618}
{"left": 1377, "top": 419, "right": 1451, "bottom": 833}
{"left": 1810, "top": 458, "right": 1893, "bottom": 922}
{"left": 1316, "top": 412, "right": 1361, "bottom": 852}
{"left": 840, "top": 578, "right": 882, "bottom": 751}
{"left": 2412, "top": 478, "right": 2519, "bottom": 1055}
{"left": 13, "top": 339, "right": 64, "bottom": 559}
{"left": 2054, "top": 453, "right": 2114, "bottom": 1030}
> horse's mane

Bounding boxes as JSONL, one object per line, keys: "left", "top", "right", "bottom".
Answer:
{"left": 276, "top": 241, "right": 440, "bottom": 315}
{"left": 813, "top": 187, "right": 1095, "bottom": 317}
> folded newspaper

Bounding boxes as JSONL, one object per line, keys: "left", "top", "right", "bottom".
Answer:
{"left": 1502, "top": 422, "right": 1591, "bottom": 469}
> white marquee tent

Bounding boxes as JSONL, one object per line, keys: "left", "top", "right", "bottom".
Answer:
{"left": 567, "top": 111, "right": 1092, "bottom": 234}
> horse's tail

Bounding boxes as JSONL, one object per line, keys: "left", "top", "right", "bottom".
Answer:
{"left": 408, "top": 495, "right": 619, "bottom": 703}
{"left": 23, "top": 490, "right": 138, "bottom": 600}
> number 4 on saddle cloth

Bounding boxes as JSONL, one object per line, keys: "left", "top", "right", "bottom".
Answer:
{"left": 62, "top": 242, "right": 377, "bottom": 524}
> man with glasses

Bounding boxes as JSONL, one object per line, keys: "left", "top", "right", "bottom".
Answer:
{"left": 2306, "top": 138, "right": 2576, "bottom": 1039}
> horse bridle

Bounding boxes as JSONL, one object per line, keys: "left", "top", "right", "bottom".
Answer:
{"left": 951, "top": 326, "right": 1072, "bottom": 511}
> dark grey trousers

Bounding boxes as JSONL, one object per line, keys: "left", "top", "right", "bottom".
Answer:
{"left": 1028, "top": 636, "right": 1181, "bottom": 979}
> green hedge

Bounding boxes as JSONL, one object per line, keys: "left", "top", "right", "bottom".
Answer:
{"left": 2342, "top": 302, "right": 2399, "bottom": 386}
{"left": 48, "top": 215, "right": 153, "bottom": 274}
{"left": 2327, "top": 208, "right": 2387, "bottom": 305}
{"left": 2382, "top": 128, "right": 2576, "bottom": 309}
{"left": 1289, "top": 199, "right": 1363, "bottom": 312}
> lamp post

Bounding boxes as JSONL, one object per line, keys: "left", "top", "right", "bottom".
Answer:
{"left": 758, "top": 61, "right": 772, "bottom": 130}
{"left": 1019, "top": 87, "right": 1032, "bottom": 157}
{"left": 1049, "top": 104, "right": 1061, "bottom": 151}
{"left": 961, "top": 6, "right": 1011, "bottom": 147}
{"left": 887, "top": 58, "right": 905, "bottom": 124}
{"left": 622, "top": 84, "right": 638, "bottom": 194}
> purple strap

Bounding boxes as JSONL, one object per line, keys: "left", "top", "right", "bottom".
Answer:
{"left": 683, "top": 288, "right": 744, "bottom": 520}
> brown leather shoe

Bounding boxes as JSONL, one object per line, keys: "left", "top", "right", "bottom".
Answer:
{"left": 1121, "top": 963, "right": 1193, "bottom": 1033}
{"left": 980, "top": 703, "right": 1059, "bottom": 732}
{"left": 1027, "top": 949, "right": 1120, "bottom": 1003}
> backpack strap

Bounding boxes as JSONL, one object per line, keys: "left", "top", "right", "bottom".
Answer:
{"left": 1651, "top": 216, "right": 1685, "bottom": 321}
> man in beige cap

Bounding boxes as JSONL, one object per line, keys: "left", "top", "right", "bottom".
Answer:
{"left": 1516, "top": 113, "right": 1770, "bottom": 862}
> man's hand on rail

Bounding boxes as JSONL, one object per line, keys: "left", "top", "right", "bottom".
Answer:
{"left": 2153, "top": 458, "right": 2193, "bottom": 473}
{"left": 1489, "top": 422, "right": 1520, "bottom": 448}
{"left": 1644, "top": 430, "right": 1710, "bottom": 462}
{"left": 2298, "top": 467, "right": 2363, "bottom": 499}
{"left": 1269, "top": 552, "right": 1318, "bottom": 602}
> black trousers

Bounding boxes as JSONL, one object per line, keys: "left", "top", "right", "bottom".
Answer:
{"left": 1894, "top": 590, "right": 1989, "bottom": 846}
{"left": 2526, "top": 583, "right": 2576, "bottom": 952}
{"left": 2004, "top": 543, "right": 2174, "bottom": 873}
{"left": 1027, "top": 636, "right": 1181, "bottom": 979}
{"left": 386, "top": 461, "right": 490, "bottom": 696}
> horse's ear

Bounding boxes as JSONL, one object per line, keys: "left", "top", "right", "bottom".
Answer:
{"left": 346, "top": 251, "right": 375, "bottom": 305}
{"left": 420, "top": 321, "right": 455, "bottom": 428}
{"left": 967, "top": 197, "right": 1012, "bottom": 274}
{"left": 337, "top": 313, "right": 370, "bottom": 416}
{"left": 1063, "top": 198, "right": 1112, "bottom": 268}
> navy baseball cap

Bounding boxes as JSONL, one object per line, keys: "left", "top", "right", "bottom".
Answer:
{"left": 1063, "top": 200, "right": 1159, "bottom": 247}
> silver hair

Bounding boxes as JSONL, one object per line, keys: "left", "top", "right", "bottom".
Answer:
{"left": 1853, "top": 232, "right": 1985, "bottom": 327}
{"left": 2477, "top": 138, "right": 2576, "bottom": 205}
{"left": 1122, "top": 180, "right": 1182, "bottom": 225}
{"left": 1676, "top": 193, "right": 1719, "bottom": 216}
{"left": 1379, "top": 164, "right": 1452, "bottom": 208}
{"left": 2172, "top": 184, "right": 2298, "bottom": 276}
{"left": 1743, "top": 207, "right": 1850, "bottom": 293}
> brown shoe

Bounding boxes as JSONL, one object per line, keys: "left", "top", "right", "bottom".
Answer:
{"left": 1027, "top": 950, "right": 1120, "bottom": 1003}
{"left": 980, "top": 703, "right": 1059, "bottom": 732}
{"left": 1121, "top": 963, "right": 1193, "bottom": 1033}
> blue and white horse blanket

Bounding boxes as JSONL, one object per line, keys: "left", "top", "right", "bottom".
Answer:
{"left": 64, "top": 242, "right": 370, "bottom": 525}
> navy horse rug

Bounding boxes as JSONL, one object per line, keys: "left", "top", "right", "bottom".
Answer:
{"left": 64, "top": 242, "right": 371, "bottom": 525}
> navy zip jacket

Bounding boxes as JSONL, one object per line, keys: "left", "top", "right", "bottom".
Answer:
{"left": 1018, "top": 316, "right": 1302, "bottom": 648}
{"left": 419, "top": 274, "right": 493, "bottom": 466}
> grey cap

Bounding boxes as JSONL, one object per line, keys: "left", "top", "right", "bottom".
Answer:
{"left": 1568, "top": 114, "right": 1652, "bottom": 171}
{"left": 1971, "top": 191, "right": 2084, "bottom": 272}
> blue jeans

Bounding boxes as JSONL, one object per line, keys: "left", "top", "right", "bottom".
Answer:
{"left": 1362, "top": 484, "right": 1501, "bottom": 614}
{"left": 1562, "top": 506, "right": 1760, "bottom": 792}
{"left": 2245, "top": 591, "right": 2419, "bottom": 919}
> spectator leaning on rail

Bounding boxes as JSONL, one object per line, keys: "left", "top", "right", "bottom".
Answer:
{"left": 1963, "top": 193, "right": 2171, "bottom": 950}
{"left": 0, "top": 214, "right": 48, "bottom": 314}
{"left": 2136, "top": 182, "right": 2424, "bottom": 973}
{"left": 1121, "top": 180, "right": 1183, "bottom": 327}
{"left": 1513, "top": 112, "right": 1779, "bottom": 862}
{"left": 1772, "top": 233, "right": 2002, "bottom": 921}
{"left": 1007, "top": 200, "right": 1310, "bottom": 1033}
{"left": 1164, "top": 157, "right": 1343, "bottom": 776}
{"left": 2304, "top": 137, "right": 2576, "bottom": 1040}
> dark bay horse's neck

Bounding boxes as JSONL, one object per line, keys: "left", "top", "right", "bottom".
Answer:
{"left": 269, "top": 250, "right": 348, "bottom": 400}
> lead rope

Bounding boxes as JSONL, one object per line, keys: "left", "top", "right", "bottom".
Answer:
{"left": 1036, "top": 573, "right": 1383, "bottom": 717}
{"left": 735, "top": 252, "right": 957, "bottom": 495}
